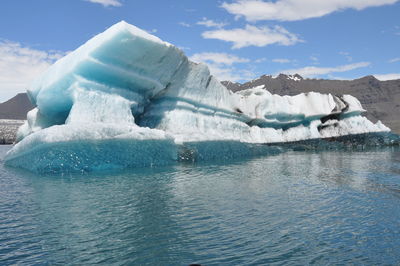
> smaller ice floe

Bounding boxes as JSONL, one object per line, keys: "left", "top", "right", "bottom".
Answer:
{"left": 266, "top": 132, "right": 400, "bottom": 151}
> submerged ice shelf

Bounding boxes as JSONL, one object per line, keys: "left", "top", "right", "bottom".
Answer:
{"left": 4, "top": 21, "right": 394, "bottom": 173}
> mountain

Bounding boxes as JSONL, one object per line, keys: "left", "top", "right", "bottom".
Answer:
{"left": 0, "top": 93, "right": 34, "bottom": 120}
{"left": 222, "top": 74, "right": 400, "bottom": 134}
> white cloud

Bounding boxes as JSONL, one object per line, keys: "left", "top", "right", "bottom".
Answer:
{"left": 279, "top": 62, "right": 371, "bottom": 78}
{"left": 190, "top": 52, "right": 249, "bottom": 65}
{"left": 202, "top": 24, "right": 302, "bottom": 49}
{"left": 0, "top": 40, "right": 66, "bottom": 102}
{"left": 272, "top": 58, "right": 291, "bottom": 63}
{"left": 190, "top": 52, "right": 254, "bottom": 81}
{"left": 374, "top": 73, "right": 400, "bottom": 80}
{"left": 310, "top": 55, "right": 319, "bottom": 64}
{"left": 178, "top": 46, "right": 191, "bottom": 51}
{"left": 147, "top": 29, "right": 158, "bottom": 34}
{"left": 388, "top": 57, "right": 400, "bottom": 63}
{"left": 326, "top": 75, "right": 351, "bottom": 80}
{"left": 197, "top": 18, "right": 228, "bottom": 28}
{"left": 179, "top": 22, "right": 191, "bottom": 27}
{"left": 255, "top": 57, "right": 267, "bottom": 63}
{"left": 222, "top": 0, "right": 398, "bottom": 22}
{"left": 339, "top": 51, "right": 353, "bottom": 62}
{"left": 85, "top": 0, "right": 122, "bottom": 7}
{"left": 206, "top": 64, "right": 255, "bottom": 82}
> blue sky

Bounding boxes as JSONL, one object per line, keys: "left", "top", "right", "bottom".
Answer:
{"left": 0, "top": 0, "right": 399, "bottom": 101}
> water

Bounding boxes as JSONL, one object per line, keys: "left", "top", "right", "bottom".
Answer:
{"left": 1, "top": 145, "right": 400, "bottom": 265}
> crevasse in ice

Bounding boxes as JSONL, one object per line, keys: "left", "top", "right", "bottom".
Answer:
{"left": 4, "top": 21, "right": 391, "bottom": 173}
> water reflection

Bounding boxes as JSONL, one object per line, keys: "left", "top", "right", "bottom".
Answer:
{"left": 1, "top": 146, "right": 399, "bottom": 265}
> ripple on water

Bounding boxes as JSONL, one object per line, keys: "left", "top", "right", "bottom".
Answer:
{"left": 1, "top": 146, "right": 400, "bottom": 265}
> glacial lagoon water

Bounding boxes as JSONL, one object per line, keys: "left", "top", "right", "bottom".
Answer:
{"left": 1, "top": 145, "right": 400, "bottom": 265}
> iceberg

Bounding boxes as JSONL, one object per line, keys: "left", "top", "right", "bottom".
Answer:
{"left": 4, "top": 21, "right": 392, "bottom": 173}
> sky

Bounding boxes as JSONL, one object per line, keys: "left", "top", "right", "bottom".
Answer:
{"left": 0, "top": 0, "right": 399, "bottom": 101}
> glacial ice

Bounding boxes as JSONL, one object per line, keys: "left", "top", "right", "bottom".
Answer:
{"left": 4, "top": 21, "right": 393, "bottom": 173}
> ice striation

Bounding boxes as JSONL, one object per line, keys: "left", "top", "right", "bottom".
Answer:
{"left": 4, "top": 21, "right": 393, "bottom": 173}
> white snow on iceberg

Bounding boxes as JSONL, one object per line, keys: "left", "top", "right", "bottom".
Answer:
{"left": 5, "top": 21, "right": 391, "bottom": 173}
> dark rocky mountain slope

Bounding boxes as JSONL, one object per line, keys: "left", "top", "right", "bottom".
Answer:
{"left": 0, "top": 93, "right": 34, "bottom": 120}
{"left": 222, "top": 74, "right": 400, "bottom": 134}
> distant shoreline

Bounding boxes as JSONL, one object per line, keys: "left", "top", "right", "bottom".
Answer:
{"left": 0, "top": 119, "right": 25, "bottom": 144}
